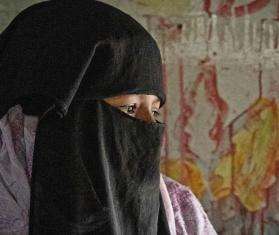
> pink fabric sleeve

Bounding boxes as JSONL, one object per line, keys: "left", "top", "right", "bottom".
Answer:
{"left": 0, "top": 105, "right": 38, "bottom": 234}
{"left": 160, "top": 174, "right": 178, "bottom": 235}
{"left": 161, "top": 174, "right": 217, "bottom": 235}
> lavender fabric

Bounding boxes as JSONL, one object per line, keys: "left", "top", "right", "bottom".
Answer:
{"left": 0, "top": 105, "right": 217, "bottom": 235}
{"left": 160, "top": 175, "right": 217, "bottom": 235}
{"left": 0, "top": 105, "right": 38, "bottom": 235}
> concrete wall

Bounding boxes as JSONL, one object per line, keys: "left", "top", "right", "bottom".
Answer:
{"left": 1, "top": 0, "right": 278, "bottom": 234}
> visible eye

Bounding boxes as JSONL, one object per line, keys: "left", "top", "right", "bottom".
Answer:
{"left": 118, "top": 104, "right": 162, "bottom": 122}
{"left": 152, "top": 109, "right": 161, "bottom": 118}
{"left": 118, "top": 103, "right": 137, "bottom": 115}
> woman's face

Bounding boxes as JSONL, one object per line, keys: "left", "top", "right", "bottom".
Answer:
{"left": 104, "top": 94, "right": 161, "bottom": 123}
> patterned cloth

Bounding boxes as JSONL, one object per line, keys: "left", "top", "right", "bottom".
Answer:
{"left": 0, "top": 105, "right": 217, "bottom": 235}
{"left": 160, "top": 175, "right": 217, "bottom": 235}
{"left": 0, "top": 105, "right": 38, "bottom": 235}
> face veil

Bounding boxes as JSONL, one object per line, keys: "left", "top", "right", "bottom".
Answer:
{"left": 0, "top": 0, "right": 170, "bottom": 234}
{"left": 29, "top": 99, "right": 167, "bottom": 234}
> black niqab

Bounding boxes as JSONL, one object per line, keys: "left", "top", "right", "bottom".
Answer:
{"left": 0, "top": 0, "right": 170, "bottom": 234}
{"left": 30, "top": 99, "right": 168, "bottom": 234}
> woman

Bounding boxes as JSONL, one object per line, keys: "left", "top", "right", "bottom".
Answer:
{"left": 0, "top": 0, "right": 217, "bottom": 234}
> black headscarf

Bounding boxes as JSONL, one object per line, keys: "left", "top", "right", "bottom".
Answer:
{"left": 0, "top": 0, "right": 165, "bottom": 117}
{"left": 0, "top": 0, "right": 170, "bottom": 234}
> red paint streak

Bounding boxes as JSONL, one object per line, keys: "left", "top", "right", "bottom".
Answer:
{"left": 174, "top": 57, "right": 229, "bottom": 156}
{"left": 158, "top": 17, "right": 173, "bottom": 29}
{"left": 203, "top": 0, "right": 212, "bottom": 16}
{"left": 216, "top": 0, "right": 271, "bottom": 17}
{"left": 162, "top": 63, "right": 169, "bottom": 157}
{"left": 236, "top": 0, "right": 270, "bottom": 17}
{"left": 174, "top": 58, "right": 198, "bottom": 160}
{"left": 249, "top": 212, "right": 256, "bottom": 234}
{"left": 158, "top": 17, "right": 183, "bottom": 41}
{"left": 190, "top": 58, "right": 229, "bottom": 152}
{"left": 229, "top": 124, "right": 236, "bottom": 194}
{"left": 217, "top": 0, "right": 235, "bottom": 17}
{"left": 258, "top": 63, "right": 263, "bottom": 99}
{"left": 202, "top": 0, "right": 213, "bottom": 43}
{"left": 261, "top": 208, "right": 265, "bottom": 235}
{"left": 272, "top": 4, "right": 279, "bottom": 48}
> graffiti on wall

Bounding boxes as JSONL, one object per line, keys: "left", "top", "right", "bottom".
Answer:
{"left": 142, "top": 1, "right": 279, "bottom": 234}
{"left": 1, "top": 0, "right": 278, "bottom": 234}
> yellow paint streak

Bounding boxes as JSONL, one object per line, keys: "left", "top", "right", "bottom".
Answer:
{"left": 210, "top": 154, "right": 232, "bottom": 199}
{"left": 210, "top": 98, "right": 279, "bottom": 211}
{"left": 161, "top": 157, "right": 205, "bottom": 199}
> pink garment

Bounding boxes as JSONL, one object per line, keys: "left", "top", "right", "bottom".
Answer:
{"left": 0, "top": 105, "right": 217, "bottom": 235}
{"left": 0, "top": 105, "right": 38, "bottom": 235}
{"left": 160, "top": 175, "right": 217, "bottom": 235}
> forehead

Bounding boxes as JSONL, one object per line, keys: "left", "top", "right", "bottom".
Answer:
{"left": 104, "top": 94, "right": 161, "bottom": 105}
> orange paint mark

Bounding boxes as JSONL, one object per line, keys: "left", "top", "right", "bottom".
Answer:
{"left": 161, "top": 158, "right": 206, "bottom": 199}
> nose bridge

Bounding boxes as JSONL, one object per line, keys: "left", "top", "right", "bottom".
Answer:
{"left": 136, "top": 104, "right": 155, "bottom": 123}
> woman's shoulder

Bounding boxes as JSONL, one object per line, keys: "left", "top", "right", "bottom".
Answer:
{"left": 161, "top": 174, "right": 217, "bottom": 235}
{"left": 162, "top": 174, "right": 200, "bottom": 210}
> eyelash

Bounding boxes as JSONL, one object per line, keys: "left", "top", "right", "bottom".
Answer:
{"left": 119, "top": 104, "right": 160, "bottom": 117}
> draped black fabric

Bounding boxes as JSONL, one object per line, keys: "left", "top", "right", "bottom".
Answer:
{"left": 0, "top": 0, "right": 165, "bottom": 118}
{"left": 29, "top": 100, "right": 169, "bottom": 234}
{"left": 0, "top": 0, "right": 171, "bottom": 234}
